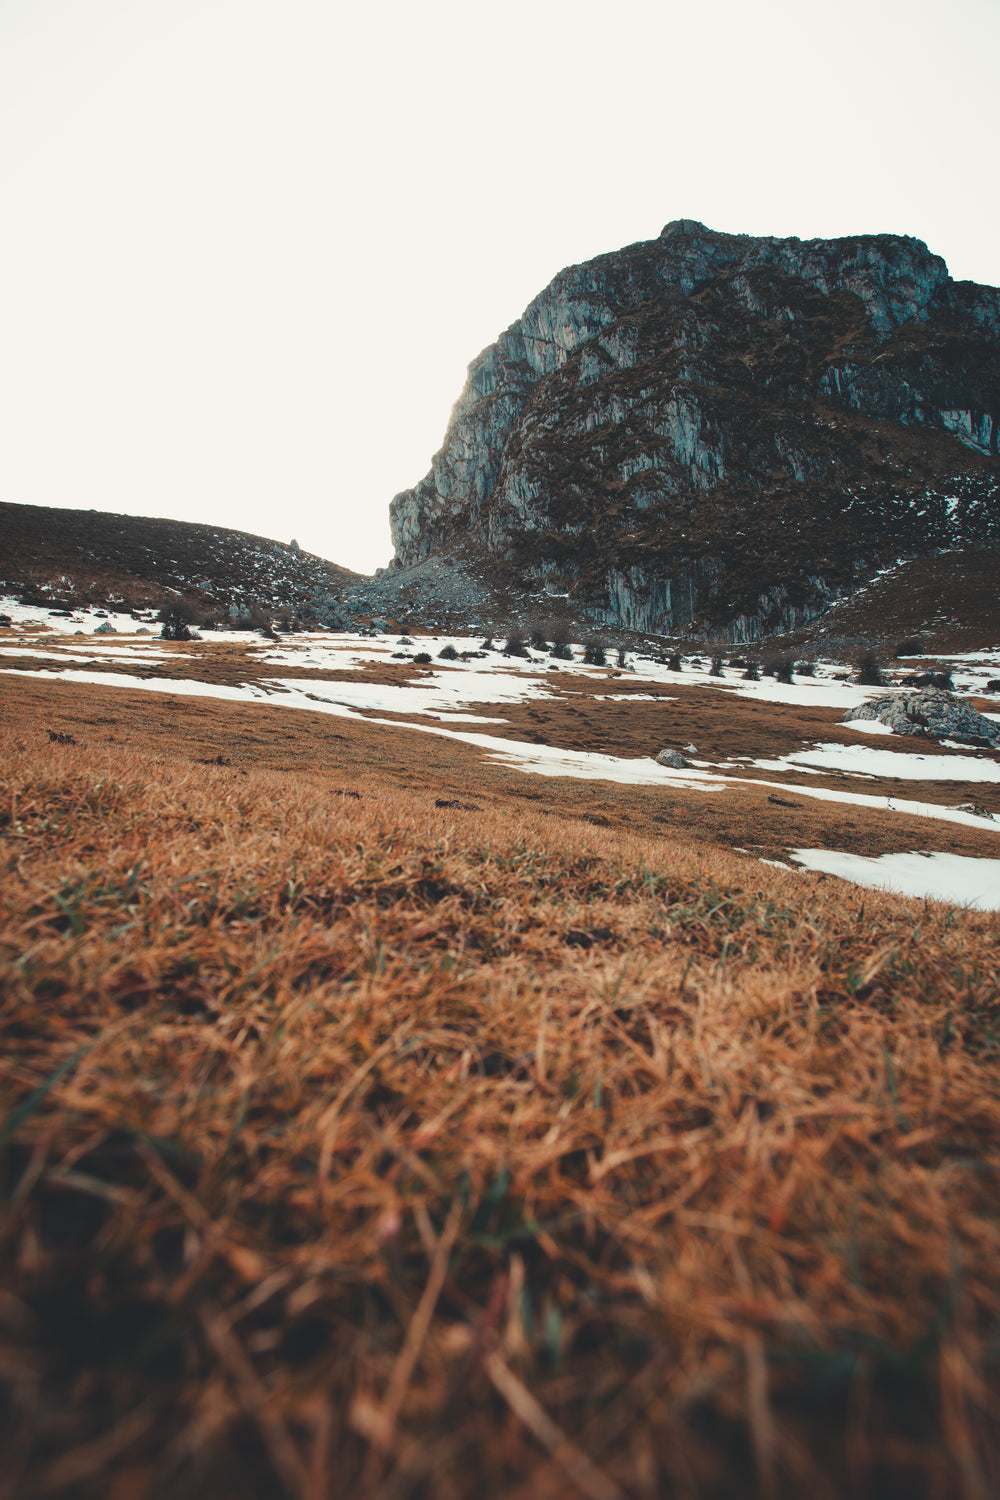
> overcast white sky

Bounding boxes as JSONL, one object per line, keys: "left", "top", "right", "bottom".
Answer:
{"left": 0, "top": 0, "right": 996, "bottom": 574}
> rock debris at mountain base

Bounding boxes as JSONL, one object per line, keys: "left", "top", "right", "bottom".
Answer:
{"left": 390, "top": 221, "right": 999, "bottom": 641}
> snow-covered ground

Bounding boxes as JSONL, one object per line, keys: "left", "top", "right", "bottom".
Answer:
{"left": 790, "top": 849, "right": 1000, "bottom": 910}
{"left": 0, "top": 598, "right": 153, "bottom": 635}
{"left": 5, "top": 664, "right": 998, "bottom": 835}
{"left": 5, "top": 625, "right": 1000, "bottom": 836}
{"left": 767, "top": 742, "right": 1000, "bottom": 782}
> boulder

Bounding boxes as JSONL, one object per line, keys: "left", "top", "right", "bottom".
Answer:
{"left": 93, "top": 620, "right": 117, "bottom": 635}
{"left": 844, "top": 687, "right": 1000, "bottom": 746}
{"left": 656, "top": 748, "right": 690, "bottom": 769}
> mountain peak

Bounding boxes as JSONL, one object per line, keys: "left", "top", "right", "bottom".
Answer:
{"left": 658, "top": 218, "right": 715, "bottom": 238}
{"left": 390, "top": 226, "right": 999, "bottom": 641}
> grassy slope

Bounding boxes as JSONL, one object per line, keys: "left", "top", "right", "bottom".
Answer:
{"left": 2, "top": 718, "right": 1000, "bottom": 1500}
{"left": 0, "top": 501, "right": 356, "bottom": 613}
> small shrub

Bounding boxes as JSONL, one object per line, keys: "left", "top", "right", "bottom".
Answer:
{"left": 438, "top": 644, "right": 458, "bottom": 660}
{"left": 616, "top": 646, "right": 628, "bottom": 669}
{"left": 504, "top": 629, "right": 529, "bottom": 658}
{"left": 764, "top": 658, "right": 794, "bottom": 684}
{"left": 529, "top": 624, "right": 548, "bottom": 650}
{"left": 480, "top": 637, "right": 495, "bottom": 651}
{"left": 667, "top": 653, "right": 682, "bottom": 672}
{"left": 414, "top": 652, "right": 432, "bottom": 664}
{"left": 583, "top": 637, "right": 607, "bottom": 666}
{"left": 549, "top": 622, "right": 573, "bottom": 660}
{"left": 710, "top": 656, "right": 724, "bottom": 677}
{"left": 796, "top": 660, "right": 816, "bottom": 677}
{"left": 896, "top": 637, "right": 923, "bottom": 657}
{"left": 856, "top": 652, "right": 884, "bottom": 686}
{"left": 742, "top": 661, "right": 760, "bottom": 681}
{"left": 275, "top": 606, "right": 299, "bottom": 634}
{"left": 157, "top": 597, "right": 201, "bottom": 641}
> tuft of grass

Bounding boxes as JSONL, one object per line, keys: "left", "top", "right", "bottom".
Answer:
{"left": 2, "top": 732, "right": 1000, "bottom": 1498}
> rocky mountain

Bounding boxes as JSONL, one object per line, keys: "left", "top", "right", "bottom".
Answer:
{"left": 0, "top": 502, "right": 357, "bottom": 621}
{"left": 390, "top": 221, "right": 999, "bottom": 640}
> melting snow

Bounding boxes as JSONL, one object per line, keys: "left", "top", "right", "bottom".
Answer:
{"left": 777, "top": 742, "right": 1000, "bottom": 782}
{"left": 790, "top": 849, "right": 1000, "bottom": 910}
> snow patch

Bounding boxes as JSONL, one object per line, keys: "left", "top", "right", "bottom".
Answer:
{"left": 790, "top": 849, "right": 1000, "bottom": 910}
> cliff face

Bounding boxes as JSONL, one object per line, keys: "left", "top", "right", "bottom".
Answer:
{"left": 390, "top": 222, "right": 1000, "bottom": 639}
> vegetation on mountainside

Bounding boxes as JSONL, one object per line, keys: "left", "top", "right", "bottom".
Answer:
{"left": 0, "top": 501, "right": 355, "bottom": 617}
{"left": 2, "top": 728, "right": 999, "bottom": 1499}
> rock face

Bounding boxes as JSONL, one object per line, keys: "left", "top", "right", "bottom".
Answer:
{"left": 845, "top": 687, "right": 1000, "bottom": 745}
{"left": 391, "top": 222, "right": 1000, "bottom": 639}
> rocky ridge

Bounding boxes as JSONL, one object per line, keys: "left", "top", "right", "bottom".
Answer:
{"left": 390, "top": 221, "right": 1000, "bottom": 640}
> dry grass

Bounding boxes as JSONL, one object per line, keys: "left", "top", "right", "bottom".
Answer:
{"left": 2, "top": 726, "right": 1000, "bottom": 1500}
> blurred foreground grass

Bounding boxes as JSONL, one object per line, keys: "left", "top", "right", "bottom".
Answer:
{"left": 1, "top": 729, "right": 999, "bottom": 1499}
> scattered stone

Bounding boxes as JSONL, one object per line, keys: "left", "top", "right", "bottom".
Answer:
{"left": 47, "top": 729, "right": 76, "bottom": 744}
{"left": 844, "top": 686, "right": 1000, "bottom": 746}
{"left": 768, "top": 795, "right": 803, "bottom": 808}
{"left": 656, "top": 748, "right": 690, "bottom": 769}
{"left": 955, "top": 802, "right": 995, "bottom": 820}
{"left": 435, "top": 799, "right": 481, "bottom": 811}
{"left": 93, "top": 620, "right": 117, "bottom": 635}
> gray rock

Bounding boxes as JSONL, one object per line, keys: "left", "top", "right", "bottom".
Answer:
{"left": 93, "top": 620, "right": 117, "bottom": 635}
{"left": 845, "top": 687, "right": 1000, "bottom": 745}
{"left": 656, "top": 748, "right": 690, "bottom": 768}
{"left": 388, "top": 224, "right": 999, "bottom": 640}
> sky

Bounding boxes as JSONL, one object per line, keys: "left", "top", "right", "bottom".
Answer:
{"left": 0, "top": 0, "right": 996, "bottom": 576}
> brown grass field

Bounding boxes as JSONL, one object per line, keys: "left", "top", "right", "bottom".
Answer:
{"left": 2, "top": 673, "right": 1000, "bottom": 1500}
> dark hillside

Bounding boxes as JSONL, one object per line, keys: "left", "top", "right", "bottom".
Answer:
{"left": 0, "top": 501, "right": 356, "bottom": 615}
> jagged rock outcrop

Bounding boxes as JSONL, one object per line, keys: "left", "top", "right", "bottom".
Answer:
{"left": 391, "top": 222, "right": 1000, "bottom": 639}
{"left": 845, "top": 687, "right": 1000, "bottom": 745}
